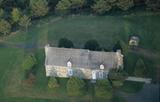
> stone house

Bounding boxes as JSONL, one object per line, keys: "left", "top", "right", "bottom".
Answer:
{"left": 45, "top": 44, "right": 124, "bottom": 80}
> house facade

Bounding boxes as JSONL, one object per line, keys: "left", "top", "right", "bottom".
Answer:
{"left": 45, "top": 44, "right": 124, "bottom": 80}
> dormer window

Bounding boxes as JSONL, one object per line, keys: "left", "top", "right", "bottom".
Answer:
{"left": 67, "top": 61, "right": 72, "bottom": 68}
{"left": 100, "top": 64, "right": 104, "bottom": 70}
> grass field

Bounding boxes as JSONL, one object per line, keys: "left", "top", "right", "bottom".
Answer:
{"left": 0, "top": 14, "right": 160, "bottom": 102}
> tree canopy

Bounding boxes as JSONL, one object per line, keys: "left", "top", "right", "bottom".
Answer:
{"left": 30, "top": 0, "right": 49, "bottom": 17}
{"left": 21, "top": 54, "right": 37, "bottom": 71}
{"left": 0, "top": 19, "right": 11, "bottom": 35}
{"left": 19, "top": 15, "right": 31, "bottom": 31}
{"left": 84, "top": 39, "right": 101, "bottom": 51}
{"left": 58, "top": 38, "right": 74, "bottom": 48}
{"left": 117, "top": 0, "right": 134, "bottom": 11}
{"left": 92, "top": 0, "right": 112, "bottom": 15}
{"left": 11, "top": 8, "right": 21, "bottom": 24}
{"left": 56, "top": 0, "right": 85, "bottom": 15}
{"left": 134, "top": 58, "right": 146, "bottom": 77}
{"left": 95, "top": 79, "right": 113, "bottom": 99}
{"left": 0, "top": 8, "right": 4, "bottom": 18}
{"left": 66, "top": 77, "right": 85, "bottom": 96}
{"left": 92, "top": 0, "right": 134, "bottom": 14}
{"left": 48, "top": 77, "right": 59, "bottom": 89}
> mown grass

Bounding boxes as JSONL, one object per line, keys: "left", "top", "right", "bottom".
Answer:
{"left": 120, "top": 81, "right": 144, "bottom": 93}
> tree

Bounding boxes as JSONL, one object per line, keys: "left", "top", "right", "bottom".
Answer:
{"left": 22, "top": 54, "right": 37, "bottom": 71}
{"left": 116, "top": 0, "right": 134, "bottom": 11}
{"left": 21, "top": 54, "right": 37, "bottom": 79}
{"left": 58, "top": 38, "right": 74, "bottom": 48}
{"left": 113, "top": 41, "right": 122, "bottom": 52}
{"left": 0, "top": 8, "right": 4, "bottom": 18}
{"left": 0, "top": 19, "right": 11, "bottom": 35}
{"left": 11, "top": 8, "right": 21, "bottom": 24}
{"left": 56, "top": 0, "right": 72, "bottom": 15}
{"left": 48, "top": 77, "right": 59, "bottom": 89}
{"left": 56, "top": 0, "right": 85, "bottom": 15}
{"left": 145, "top": 0, "right": 160, "bottom": 10}
{"left": 95, "top": 79, "right": 113, "bottom": 99}
{"left": 92, "top": 0, "right": 112, "bottom": 15}
{"left": 30, "top": 0, "right": 49, "bottom": 17}
{"left": 19, "top": 15, "right": 31, "bottom": 31}
{"left": 66, "top": 77, "right": 85, "bottom": 96}
{"left": 120, "top": 40, "right": 128, "bottom": 56}
{"left": 70, "top": 0, "right": 85, "bottom": 10}
{"left": 84, "top": 39, "right": 100, "bottom": 51}
{"left": 0, "top": 0, "right": 4, "bottom": 6}
{"left": 134, "top": 58, "right": 146, "bottom": 77}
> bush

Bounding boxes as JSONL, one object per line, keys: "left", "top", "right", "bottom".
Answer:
{"left": 113, "top": 41, "right": 122, "bottom": 52}
{"left": 66, "top": 77, "right": 85, "bottom": 96}
{"left": 58, "top": 38, "right": 74, "bottom": 48}
{"left": 19, "top": 15, "right": 31, "bottom": 31}
{"left": 108, "top": 69, "right": 128, "bottom": 88}
{"left": 0, "top": 19, "right": 11, "bottom": 35}
{"left": 22, "top": 54, "right": 37, "bottom": 71}
{"left": 95, "top": 79, "right": 113, "bottom": 99}
{"left": 48, "top": 77, "right": 59, "bottom": 89}
{"left": 84, "top": 39, "right": 100, "bottom": 51}
{"left": 134, "top": 58, "right": 146, "bottom": 77}
{"left": 56, "top": 0, "right": 85, "bottom": 15}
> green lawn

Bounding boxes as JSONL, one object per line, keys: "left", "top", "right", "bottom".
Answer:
{"left": 0, "top": 14, "right": 160, "bottom": 101}
{"left": 120, "top": 81, "right": 144, "bottom": 93}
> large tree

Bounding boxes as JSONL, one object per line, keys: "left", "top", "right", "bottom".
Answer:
{"left": 95, "top": 79, "right": 113, "bottom": 99}
{"left": 116, "top": 0, "right": 134, "bottom": 11}
{"left": 56, "top": 0, "right": 85, "bottom": 15}
{"left": 58, "top": 38, "right": 74, "bottom": 48}
{"left": 19, "top": 15, "right": 31, "bottom": 31}
{"left": 48, "top": 77, "right": 59, "bottom": 89}
{"left": 0, "top": 8, "right": 4, "bottom": 18}
{"left": 22, "top": 54, "right": 37, "bottom": 71}
{"left": 66, "top": 77, "right": 85, "bottom": 96}
{"left": 134, "top": 58, "right": 146, "bottom": 77}
{"left": 11, "top": 8, "right": 21, "bottom": 24}
{"left": 30, "top": 0, "right": 49, "bottom": 17}
{"left": 84, "top": 39, "right": 100, "bottom": 51}
{"left": 0, "top": 19, "right": 11, "bottom": 35}
{"left": 92, "top": 0, "right": 112, "bottom": 15}
{"left": 56, "top": 0, "right": 72, "bottom": 15}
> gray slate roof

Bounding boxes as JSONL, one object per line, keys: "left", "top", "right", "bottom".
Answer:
{"left": 45, "top": 47, "right": 118, "bottom": 70}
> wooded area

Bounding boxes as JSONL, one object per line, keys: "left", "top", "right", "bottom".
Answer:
{"left": 0, "top": 0, "right": 160, "bottom": 36}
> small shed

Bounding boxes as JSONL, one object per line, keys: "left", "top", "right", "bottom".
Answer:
{"left": 129, "top": 35, "right": 140, "bottom": 46}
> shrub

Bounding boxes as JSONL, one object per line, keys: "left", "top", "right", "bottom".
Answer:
{"left": 48, "top": 77, "right": 59, "bottom": 89}
{"left": 66, "top": 77, "right": 85, "bottom": 96}
{"left": 0, "top": 19, "right": 11, "bottom": 35}
{"left": 19, "top": 15, "right": 31, "bottom": 31}
{"left": 95, "top": 79, "right": 113, "bottom": 99}
{"left": 22, "top": 54, "right": 37, "bottom": 71}
{"left": 84, "top": 39, "right": 100, "bottom": 51}
{"left": 58, "top": 38, "right": 74, "bottom": 48}
{"left": 113, "top": 41, "right": 122, "bottom": 52}
{"left": 108, "top": 69, "right": 128, "bottom": 87}
{"left": 134, "top": 58, "right": 146, "bottom": 77}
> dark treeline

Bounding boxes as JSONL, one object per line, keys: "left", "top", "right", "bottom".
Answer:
{"left": 0, "top": 0, "right": 159, "bottom": 36}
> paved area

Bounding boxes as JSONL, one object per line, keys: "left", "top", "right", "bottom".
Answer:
{"left": 126, "top": 77, "right": 152, "bottom": 83}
